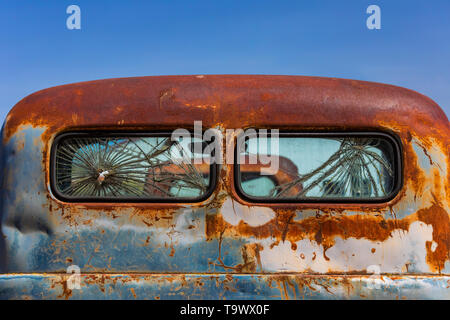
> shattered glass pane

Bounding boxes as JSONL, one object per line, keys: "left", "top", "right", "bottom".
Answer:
{"left": 54, "top": 135, "right": 211, "bottom": 199}
{"left": 238, "top": 136, "right": 397, "bottom": 200}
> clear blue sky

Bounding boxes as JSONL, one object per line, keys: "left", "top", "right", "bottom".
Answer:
{"left": 1, "top": 0, "right": 449, "bottom": 123}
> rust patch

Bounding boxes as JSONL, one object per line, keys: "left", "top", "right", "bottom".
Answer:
{"left": 404, "top": 142, "right": 427, "bottom": 197}
{"left": 417, "top": 200, "right": 450, "bottom": 273}
{"left": 130, "top": 287, "right": 137, "bottom": 299}
{"left": 207, "top": 211, "right": 412, "bottom": 249}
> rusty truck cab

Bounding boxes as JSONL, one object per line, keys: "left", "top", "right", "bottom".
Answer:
{"left": 0, "top": 75, "right": 449, "bottom": 299}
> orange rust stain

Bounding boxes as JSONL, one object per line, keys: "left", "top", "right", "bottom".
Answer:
{"left": 114, "top": 106, "right": 124, "bottom": 114}
{"left": 431, "top": 168, "right": 446, "bottom": 205}
{"left": 261, "top": 93, "right": 272, "bottom": 101}
{"left": 52, "top": 276, "right": 73, "bottom": 300}
{"left": 404, "top": 142, "right": 427, "bottom": 197}
{"left": 16, "top": 140, "right": 25, "bottom": 152}
{"left": 82, "top": 219, "right": 92, "bottom": 225}
{"left": 71, "top": 113, "right": 78, "bottom": 124}
{"left": 48, "top": 200, "right": 182, "bottom": 228}
{"left": 240, "top": 243, "right": 264, "bottom": 272}
{"left": 447, "top": 144, "right": 450, "bottom": 206}
{"left": 267, "top": 275, "right": 356, "bottom": 299}
{"left": 207, "top": 211, "right": 412, "bottom": 250}
{"left": 417, "top": 201, "right": 450, "bottom": 273}
{"left": 169, "top": 245, "right": 175, "bottom": 257}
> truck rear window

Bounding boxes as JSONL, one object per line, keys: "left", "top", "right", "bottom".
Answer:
{"left": 51, "top": 132, "right": 215, "bottom": 202}
{"left": 235, "top": 132, "right": 401, "bottom": 202}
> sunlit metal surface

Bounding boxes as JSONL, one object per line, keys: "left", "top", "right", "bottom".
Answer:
{"left": 0, "top": 75, "right": 449, "bottom": 299}
{"left": 1, "top": 274, "right": 449, "bottom": 300}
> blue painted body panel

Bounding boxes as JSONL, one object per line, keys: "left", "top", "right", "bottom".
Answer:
{"left": 1, "top": 274, "right": 449, "bottom": 300}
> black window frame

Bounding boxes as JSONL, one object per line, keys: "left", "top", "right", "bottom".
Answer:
{"left": 234, "top": 131, "right": 403, "bottom": 204}
{"left": 50, "top": 131, "right": 218, "bottom": 203}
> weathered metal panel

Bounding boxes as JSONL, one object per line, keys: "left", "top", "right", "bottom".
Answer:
{"left": 0, "top": 75, "right": 449, "bottom": 299}
{"left": 1, "top": 274, "right": 449, "bottom": 300}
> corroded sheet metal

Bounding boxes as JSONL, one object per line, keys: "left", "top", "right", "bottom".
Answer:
{"left": 1, "top": 274, "right": 449, "bottom": 300}
{"left": 0, "top": 75, "right": 449, "bottom": 299}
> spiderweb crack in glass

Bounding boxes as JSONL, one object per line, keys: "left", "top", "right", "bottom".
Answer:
{"left": 239, "top": 137, "right": 396, "bottom": 199}
{"left": 55, "top": 136, "right": 210, "bottom": 199}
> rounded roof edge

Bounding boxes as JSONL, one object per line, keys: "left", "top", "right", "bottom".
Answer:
{"left": 3, "top": 75, "right": 449, "bottom": 141}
